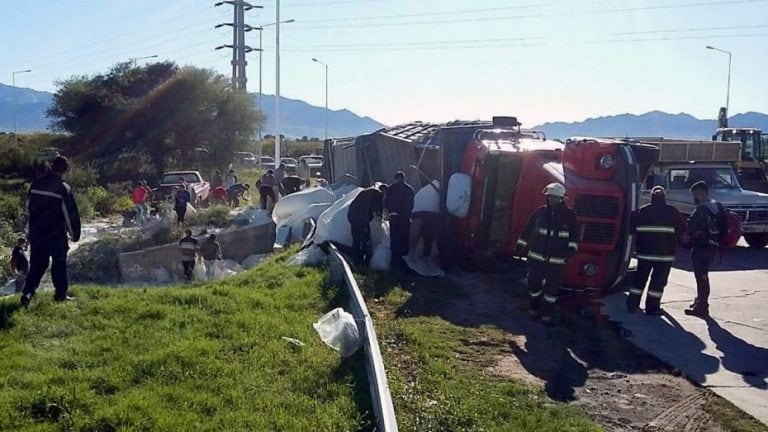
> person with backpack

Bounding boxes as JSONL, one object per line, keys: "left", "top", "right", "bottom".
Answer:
{"left": 685, "top": 181, "right": 725, "bottom": 318}
{"left": 627, "top": 186, "right": 686, "bottom": 315}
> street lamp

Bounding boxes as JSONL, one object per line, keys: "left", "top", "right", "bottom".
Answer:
{"left": 129, "top": 54, "right": 159, "bottom": 65}
{"left": 706, "top": 45, "right": 732, "bottom": 116}
{"left": 312, "top": 58, "right": 329, "bottom": 146}
{"left": 11, "top": 69, "right": 32, "bottom": 146}
{"left": 256, "top": 19, "right": 294, "bottom": 169}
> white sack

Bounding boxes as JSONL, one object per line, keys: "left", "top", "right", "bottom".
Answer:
{"left": 272, "top": 187, "right": 334, "bottom": 225}
{"left": 186, "top": 202, "right": 197, "bottom": 214}
{"left": 313, "top": 307, "right": 362, "bottom": 358}
{"left": 404, "top": 255, "right": 445, "bottom": 278}
{"left": 413, "top": 180, "right": 440, "bottom": 213}
{"left": 331, "top": 184, "right": 359, "bottom": 203}
{"left": 278, "top": 203, "right": 331, "bottom": 242}
{"left": 193, "top": 258, "right": 207, "bottom": 281}
{"left": 314, "top": 187, "right": 363, "bottom": 247}
{"left": 447, "top": 173, "right": 472, "bottom": 218}
{"left": 370, "top": 243, "right": 391, "bottom": 271}
{"left": 223, "top": 259, "right": 243, "bottom": 273}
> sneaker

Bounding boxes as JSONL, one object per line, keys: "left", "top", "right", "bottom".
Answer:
{"left": 20, "top": 294, "right": 31, "bottom": 309}
{"left": 684, "top": 306, "right": 708, "bottom": 318}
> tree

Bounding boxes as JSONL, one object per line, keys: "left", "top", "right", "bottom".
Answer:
{"left": 47, "top": 62, "right": 265, "bottom": 182}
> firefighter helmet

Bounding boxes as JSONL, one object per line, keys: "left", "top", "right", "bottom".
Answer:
{"left": 542, "top": 182, "right": 566, "bottom": 198}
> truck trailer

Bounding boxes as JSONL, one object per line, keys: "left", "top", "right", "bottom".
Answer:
{"left": 326, "top": 116, "right": 659, "bottom": 291}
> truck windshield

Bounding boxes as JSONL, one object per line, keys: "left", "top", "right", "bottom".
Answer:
{"left": 162, "top": 173, "right": 199, "bottom": 184}
{"left": 668, "top": 168, "right": 738, "bottom": 190}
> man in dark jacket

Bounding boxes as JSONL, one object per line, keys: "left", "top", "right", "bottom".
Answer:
{"left": 258, "top": 170, "right": 277, "bottom": 210}
{"left": 685, "top": 181, "right": 724, "bottom": 318}
{"left": 21, "top": 156, "right": 81, "bottom": 308}
{"left": 348, "top": 183, "right": 388, "bottom": 266}
{"left": 174, "top": 183, "right": 192, "bottom": 224}
{"left": 627, "top": 186, "right": 685, "bottom": 315}
{"left": 515, "top": 183, "right": 578, "bottom": 324}
{"left": 384, "top": 172, "right": 414, "bottom": 270}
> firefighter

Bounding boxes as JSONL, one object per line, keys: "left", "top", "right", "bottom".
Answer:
{"left": 384, "top": 171, "right": 414, "bottom": 271}
{"left": 515, "top": 183, "right": 578, "bottom": 324}
{"left": 627, "top": 186, "right": 685, "bottom": 315}
{"left": 685, "top": 181, "right": 724, "bottom": 318}
{"left": 20, "top": 156, "right": 81, "bottom": 308}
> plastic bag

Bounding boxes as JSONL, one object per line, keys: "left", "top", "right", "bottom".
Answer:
{"left": 313, "top": 307, "right": 362, "bottom": 358}
{"left": 193, "top": 258, "right": 207, "bottom": 281}
{"left": 1, "top": 279, "right": 17, "bottom": 296}
{"left": 370, "top": 242, "right": 391, "bottom": 271}
{"left": 413, "top": 180, "right": 440, "bottom": 213}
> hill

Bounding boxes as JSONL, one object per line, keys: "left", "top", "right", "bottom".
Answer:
{"left": 0, "top": 83, "right": 385, "bottom": 138}
{"left": 534, "top": 111, "right": 768, "bottom": 140}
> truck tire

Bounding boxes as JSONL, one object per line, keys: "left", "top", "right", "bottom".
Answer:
{"left": 744, "top": 234, "right": 768, "bottom": 248}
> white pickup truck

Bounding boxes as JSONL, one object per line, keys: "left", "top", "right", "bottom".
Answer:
{"left": 638, "top": 139, "right": 768, "bottom": 248}
{"left": 155, "top": 171, "right": 211, "bottom": 207}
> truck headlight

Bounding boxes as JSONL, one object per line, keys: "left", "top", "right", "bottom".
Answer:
{"left": 599, "top": 155, "right": 615, "bottom": 169}
{"left": 583, "top": 263, "right": 598, "bottom": 277}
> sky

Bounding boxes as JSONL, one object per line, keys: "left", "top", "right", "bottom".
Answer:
{"left": 1, "top": 0, "right": 767, "bottom": 127}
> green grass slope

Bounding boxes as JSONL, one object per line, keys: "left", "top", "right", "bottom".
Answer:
{"left": 0, "top": 258, "right": 370, "bottom": 432}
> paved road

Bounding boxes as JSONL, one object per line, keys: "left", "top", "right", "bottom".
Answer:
{"left": 602, "top": 242, "right": 768, "bottom": 425}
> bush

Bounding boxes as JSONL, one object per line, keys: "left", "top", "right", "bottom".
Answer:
{"left": 186, "top": 205, "right": 233, "bottom": 228}
{"left": 74, "top": 185, "right": 134, "bottom": 221}
{"left": 68, "top": 232, "right": 143, "bottom": 283}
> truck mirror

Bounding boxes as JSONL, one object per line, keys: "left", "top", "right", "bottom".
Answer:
{"left": 446, "top": 173, "right": 472, "bottom": 218}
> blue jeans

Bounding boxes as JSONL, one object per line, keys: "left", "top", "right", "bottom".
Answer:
{"left": 135, "top": 203, "right": 148, "bottom": 223}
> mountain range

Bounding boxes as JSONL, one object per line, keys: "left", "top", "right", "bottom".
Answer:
{"left": 2, "top": 83, "right": 767, "bottom": 139}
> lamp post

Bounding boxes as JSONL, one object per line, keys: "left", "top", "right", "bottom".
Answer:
{"left": 275, "top": 0, "right": 282, "bottom": 167}
{"left": 706, "top": 45, "right": 732, "bottom": 116}
{"left": 312, "top": 58, "right": 328, "bottom": 145}
{"left": 12, "top": 69, "right": 32, "bottom": 146}
{"left": 129, "top": 54, "right": 159, "bottom": 66}
{"left": 257, "top": 18, "right": 294, "bottom": 170}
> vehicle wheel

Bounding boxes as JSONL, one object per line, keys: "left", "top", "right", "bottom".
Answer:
{"left": 744, "top": 233, "right": 768, "bottom": 248}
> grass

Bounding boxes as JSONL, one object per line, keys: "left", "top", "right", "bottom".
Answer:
{"left": 358, "top": 274, "right": 601, "bottom": 432}
{"left": 705, "top": 396, "right": 768, "bottom": 432}
{"left": 0, "top": 255, "right": 372, "bottom": 431}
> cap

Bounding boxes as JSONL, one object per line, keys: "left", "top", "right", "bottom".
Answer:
{"left": 542, "top": 182, "right": 566, "bottom": 198}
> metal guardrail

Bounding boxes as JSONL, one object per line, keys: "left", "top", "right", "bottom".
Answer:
{"left": 327, "top": 243, "right": 399, "bottom": 432}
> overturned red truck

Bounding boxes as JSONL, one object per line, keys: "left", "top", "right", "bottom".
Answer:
{"left": 324, "top": 116, "right": 658, "bottom": 291}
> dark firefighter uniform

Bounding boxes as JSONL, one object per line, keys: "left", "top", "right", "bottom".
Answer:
{"left": 627, "top": 188, "right": 685, "bottom": 314}
{"left": 348, "top": 186, "right": 385, "bottom": 266}
{"left": 22, "top": 171, "right": 81, "bottom": 303}
{"left": 516, "top": 191, "right": 579, "bottom": 322}
{"left": 384, "top": 176, "right": 414, "bottom": 270}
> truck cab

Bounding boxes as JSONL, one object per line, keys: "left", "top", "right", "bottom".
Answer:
{"left": 441, "top": 117, "right": 651, "bottom": 291}
{"left": 640, "top": 139, "right": 768, "bottom": 248}
{"left": 713, "top": 127, "right": 768, "bottom": 192}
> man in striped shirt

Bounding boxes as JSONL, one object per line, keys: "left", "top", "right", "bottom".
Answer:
{"left": 20, "top": 156, "right": 81, "bottom": 308}
{"left": 627, "top": 186, "right": 685, "bottom": 315}
{"left": 179, "top": 229, "right": 199, "bottom": 283}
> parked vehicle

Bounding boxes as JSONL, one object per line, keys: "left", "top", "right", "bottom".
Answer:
{"left": 326, "top": 116, "right": 656, "bottom": 291}
{"left": 260, "top": 156, "right": 275, "bottom": 170}
{"left": 299, "top": 154, "right": 324, "bottom": 177}
{"left": 712, "top": 127, "right": 768, "bottom": 193}
{"left": 636, "top": 139, "right": 768, "bottom": 248}
{"left": 154, "top": 171, "right": 211, "bottom": 206}
{"left": 235, "top": 152, "right": 256, "bottom": 166}
{"left": 281, "top": 157, "right": 298, "bottom": 174}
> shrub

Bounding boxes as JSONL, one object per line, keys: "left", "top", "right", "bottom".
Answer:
{"left": 186, "top": 205, "right": 233, "bottom": 228}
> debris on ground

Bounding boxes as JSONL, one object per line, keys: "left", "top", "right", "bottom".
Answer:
{"left": 313, "top": 307, "right": 362, "bottom": 358}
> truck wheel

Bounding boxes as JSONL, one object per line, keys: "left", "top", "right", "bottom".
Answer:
{"left": 744, "top": 234, "right": 768, "bottom": 248}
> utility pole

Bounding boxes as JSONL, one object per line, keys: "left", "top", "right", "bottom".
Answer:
{"left": 215, "top": 1, "right": 263, "bottom": 91}
{"left": 12, "top": 69, "right": 32, "bottom": 146}
{"left": 275, "top": 0, "right": 282, "bottom": 166}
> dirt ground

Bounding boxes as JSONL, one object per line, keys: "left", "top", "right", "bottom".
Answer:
{"left": 391, "top": 264, "right": 746, "bottom": 432}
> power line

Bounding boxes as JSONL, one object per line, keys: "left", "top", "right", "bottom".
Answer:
{"left": 607, "top": 0, "right": 767, "bottom": 12}
{"left": 591, "top": 32, "right": 768, "bottom": 43}
{"left": 291, "top": 13, "right": 550, "bottom": 29}
{"left": 612, "top": 24, "right": 768, "bottom": 35}
{"left": 293, "top": 3, "right": 548, "bottom": 23}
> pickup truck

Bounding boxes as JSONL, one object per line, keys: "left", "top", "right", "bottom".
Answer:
{"left": 154, "top": 171, "right": 211, "bottom": 207}
{"left": 642, "top": 162, "right": 768, "bottom": 248}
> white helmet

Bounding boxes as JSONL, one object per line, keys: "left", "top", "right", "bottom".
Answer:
{"left": 542, "top": 182, "right": 566, "bottom": 198}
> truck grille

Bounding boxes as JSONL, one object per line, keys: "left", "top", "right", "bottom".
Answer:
{"left": 728, "top": 207, "right": 768, "bottom": 224}
{"left": 582, "top": 222, "right": 615, "bottom": 244}
{"left": 575, "top": 195, "right": 620, "bottom": 219}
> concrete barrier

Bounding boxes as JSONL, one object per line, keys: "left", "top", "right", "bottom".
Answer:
{"left": 118, "top": 221, "right": 276, "bottom": 282}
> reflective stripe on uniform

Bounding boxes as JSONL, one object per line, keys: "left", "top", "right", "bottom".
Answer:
{"left": 708, "top": 240, "right": 720, "bottom": 246}
{"left": 61, "top": 202, "right": 74, "bottom": 239}
{"left": 568, "top": 241, "right": 578, "bottom": 251}
{"left": 516, "top": 239, "right": 528, "bottom": 247}
{"left": 635, "top": 254, "right": 675, "bottom": 262}
{"left": 647, "top": 290, "right": 663, "bottom": 298}
{"left": 528, "top": 251, "right": 545, "bottom": 261}
{"left": 544, "top": 294, "right": 557, "bottom": 303}
{"left": 558, "top": 230, "right": 570, "bottom": 238}
{"left": 629, "top": 288, "right": 643, "bottom": 295}
{"left": 529, "top": 290, "right": 542, "bottom": 297}
{"left": 548, "top": 257, "right": 566, "bottom": 265}
{"left": 30, "top": 189, "right": 63, "bottom": 199}
{"left": 537, "top": 228, "right": 549, "bottom": 235}
{"left": 636, "top": 225, "right": 675, "bottom": 234}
